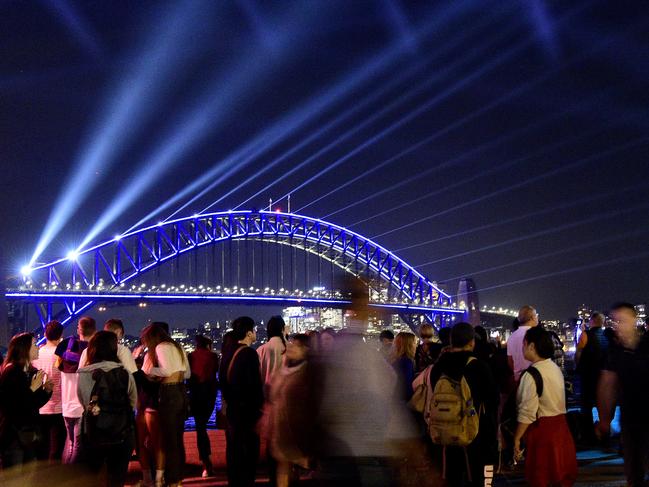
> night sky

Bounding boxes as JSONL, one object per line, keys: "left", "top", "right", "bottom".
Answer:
{"left": 2, "top": 0, "right": 648, "bottom": 331}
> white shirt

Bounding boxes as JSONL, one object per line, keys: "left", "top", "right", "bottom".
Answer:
{"left": 507, "top": 325, "right": 531, "bottom": 381}
{"left": 516, "top": 358, "right": 566, "bottom": 424}
{"left": 79, "top": 343, "right": 137, "bottom": 374}
{"left": 142, "top": 342, "right": 190, "bottom": 379}
{"left": 33, "top": 342, "right": 62, "bottom": 414}
{"left": 60, "top": 372, "right": 84, "bottom": 418}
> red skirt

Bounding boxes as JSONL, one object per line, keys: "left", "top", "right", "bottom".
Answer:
{"left": 525, "top": 414, "right": 577, "bottom": 487}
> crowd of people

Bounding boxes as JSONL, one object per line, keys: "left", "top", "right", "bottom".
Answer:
{"left": 0, "top": 302, "right": 647, "bottom": 487}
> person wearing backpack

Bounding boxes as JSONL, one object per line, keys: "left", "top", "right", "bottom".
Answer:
{"left": 77, "top": 330, "right": 136, "bottom": 487}
{"left": 426, "top": 322, "right": 499, "bottom": 487}
{"left": 513, "top": 326, "right": 577, "bottom": 487}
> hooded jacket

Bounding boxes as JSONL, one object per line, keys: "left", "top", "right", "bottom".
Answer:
{"left": 77, "top": 361, "right": 137, "bottom": 410}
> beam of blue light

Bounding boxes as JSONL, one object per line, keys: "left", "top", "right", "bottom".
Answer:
{"left": 381, "top": 0, "right": 418, "bottom": 52}
{"left": 237, "top": 6, "right": 525, "bottom": 211}
{"left": 418, "top": 199, "right": 649, "bottom": 268}
{"left": 29, "top": 1, "right": 206, "bottom": 265}
{"left": 528, "top": 0, "right": 559, "bottom": 61}
{"left": 373, "top": 136, "right": 649, "bottom": 240}
{"left": 473, "top": 249, "right": 649, "bottom": 294}
{"left": 179, "top": 0, "right": 490, "bottom": 216}
{"left": 440, "top": 227, "right": 649, "bottom": 283}
{"left": 341, "top": 108, "right": 631, "bottom": 226}
{"left": 237, "top": 0, "right": 280, "bottom": 52}
{"left": 396, "top": 181, "right": 643, "bottom": 252}
{"left": 42, "top": 0, "right": 103, "bottom": 58}
{"left": 274, "top": 1, "right": 593, "bottom": 209}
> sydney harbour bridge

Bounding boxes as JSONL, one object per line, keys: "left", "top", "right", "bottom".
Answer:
{"left": 7, "top": 210, "right": 469, "bottom": 332}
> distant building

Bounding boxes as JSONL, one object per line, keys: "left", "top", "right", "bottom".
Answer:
{"left": 457, "top": 277, "right": 480, "bottom": 326}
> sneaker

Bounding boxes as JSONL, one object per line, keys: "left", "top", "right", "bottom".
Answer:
{"left": 202, "top": 469, "right": 210, "bottom": 478}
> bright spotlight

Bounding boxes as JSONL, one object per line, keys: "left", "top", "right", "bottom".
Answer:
{"left": 20, "top": 265, "right": 32, "bottom": 277}
{"left": 114, "top": 234, "right": 122, "bottom": 242}
{"left": 67, "top": 250, "right": 79, "bottom": 261}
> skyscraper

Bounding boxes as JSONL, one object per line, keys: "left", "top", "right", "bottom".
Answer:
{"left": 457, "top": 277, "right": 480, "bottom": 327}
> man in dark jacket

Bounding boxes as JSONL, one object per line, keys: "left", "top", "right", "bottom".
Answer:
{"left": 428, "top": 322, "right": 499, "bottom": 487}
{"left": 219, "top": 316, "right": 263, "bottom": 487}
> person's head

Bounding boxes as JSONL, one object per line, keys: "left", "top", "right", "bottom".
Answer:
{"left": 450, "top": 322, "right": 475, "bottom": 351}
{"left": 589, "top": 312, "right": 605, "bottom": 329}
{"left": 286, "top": 333, "right": 310, "bottom": 364}
{"left": 419, "top": 324, "right": 434, "bottom": 343}
{"left": 267, "top": 315, "right": 287, "bottom": 351}
{"left": 141, "top": 322, "right": 183, "bottom": 359}
{"left": 438, "top": 327, "right": 451, "bottom": 347}
{"left": 150, "top": 322, "right": 170, "bottom": 334}
{"left": 232, "top": 316, "right": 256, "bottom": 345}
{"left": 517, "top": 306, "right": 539, "bottom": 327}
{"left": 221, "top": 330, "right": 238, "bottom": 357}
{"left": 3, "top": 332, "right": 37, "bottom": 369}
{"left": 474, "top": 325, "right": 488, "bottom": 343}
{"left": 522, "top": 326, "right": 554, "bottom": 362}
{"left": 320, "top": 328, "right": 336, "bottom": 352}
{"left": 195, "top": 334, "right": 212, "bottom": 350}
{"left": 44, "top": 320, "right": 64, "bottom": 344}
{"left": 104, "top": 319, "right": 125, "bottom": 339}
{"left": 511, "top": 317, "right": 520, "bottom": 331}
{"left": 77, "top": 316, "right": 96, "bottom": 340}
{"left": 379, "top": 329, "right": 394, "bottom": 348}
{"left": 609, "top": 302, "right": 639, "bottom": 347}
{"left": 87, "top": 330, "right": 119, "bottom": 364}
{"left": 391, "top": 332, "right": 417, "bottom": 362}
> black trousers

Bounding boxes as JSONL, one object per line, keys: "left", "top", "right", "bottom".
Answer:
{"left": 38, "top": 413, "right": 66, "bottom": 461}
{"left": 86, "top": 434, "right": 134, "bottom": 487}
{"left": 159, "top": 383, "right": 188, "bottom": 484}
{"left": 621, "top": 416, "right": 649, "bottom": 487}
{"left": 226, "top": 422, "right": 260, "bottom": 487}
{"left": 190, "top": 382, "right": 217, "bottom": 463}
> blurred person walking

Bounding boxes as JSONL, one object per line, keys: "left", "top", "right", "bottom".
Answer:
{"left": 415, "top": 324, "right": 442, "bottom": 374}
{"left": 257, "top": 316, "right": 287, "bottom": 398}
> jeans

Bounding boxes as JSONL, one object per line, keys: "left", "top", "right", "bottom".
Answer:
{"left": 226, "top": 422, "right": 260, "bottom": 487}
{"left": 190, "top": 382, "right": 217, "bottom": 463}
{"left": 38, "top": 413, "right": 66, "bottom": 461}
{"left": 63, "top": 416, "right": 83, "bottom": 464}
{"left": 158, "top": 383, "right": 188, "bottom": 484}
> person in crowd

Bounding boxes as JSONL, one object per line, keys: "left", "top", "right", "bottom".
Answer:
{"left": 390, "top": 332, "right": 417, "bottom": 402}
{"left": 507, "top": 306, "right": 539, "bottom": 382}
{"left": 597, "top": 302, "right": 649, "bottom": 487}
{"left": 415, "top": 324, "right": 442, "bottom": 373}
{"left": 188, "top": 334, "right": 219, "bottom": 478}
{"left": 438, "top": 326, "right": 451, "bottom": 349}
{"left": 379, "top": 329, "right": 394, "bottom": 360}
{"left": 33, "top": 320, "right": 66, "bottom": 462}
{"left": 427, "top": 322, "right": 499, "bottom": 486}
{"left": 257, "top": 315, "right": 287, "bottom": 398}
{"left": 319, "top": 328, "right": 336, "bottom": 353}
{"left": 79, "top": 319, "right": 137, "bottom": 373}
{"left": 473, "top": 326, "right": 492, "bottom": 363}
{"left": 55, "top": 315, "right": 96, "bottom": 464}
{"left": 268, "top": 334, "right": 317, "bottom": 487}
{"left": 514, "top": 326, "right": 577, "bottom": 487}
{"left": 574, "top": 312, "right": 609, "bottom": 444}
{"left": 0, "top": 333, "right": 53, "bottom": 469}
{"left": 133, "top": 323, "right": 167, "bottom": 487}
{"left": 77, "top": 331, "right": 137, "bottom": 487}
{"left": 219, "top": 316, "right": 264, "bottom": 487}
{"left": 141, "top": 323, "right": 190, "bottom": 487}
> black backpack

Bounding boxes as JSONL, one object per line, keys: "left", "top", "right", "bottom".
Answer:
{"left": 82, "top": 367, "right": 133, "bottom": 447}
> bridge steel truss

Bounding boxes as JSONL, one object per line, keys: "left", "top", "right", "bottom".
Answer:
{"left": 11, "top": 211, "right": 461, "bottom": 329}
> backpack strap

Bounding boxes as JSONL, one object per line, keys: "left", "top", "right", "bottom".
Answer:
{"left": 522, "top": 365, "right": 543, "bottom": 397}
{"left": 226, "top": 345, "right": 246, "bottom": 383}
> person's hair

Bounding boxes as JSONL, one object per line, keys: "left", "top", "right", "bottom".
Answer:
{"left": 390, "top": 332, "right": 417, "bottom": 362}
{"left": 195, "top": 334, "right": 212, "bottom": 349}
{"left": 45, "top": 320, "right": 64, "bottom": 342}
{"left": 524, "top": 326, "right": 554, "bottom": 359}
{"left": 267, "top": 315, "right": 287, "bottom": 352}
{"left": 290, "top": 333, "right": 310, "bottom": 348}
{"left": 609, "top": 302, "right": 637, "bottom": 317}
{"left": 590, "top": 312, "right": 606, "bottom": 327}
{"left": 511, "top": 317, "right": 520, "bottom": 331}
{"left": 87, "top": 330, "right": 119, "bottom": 364}
{"left": 438, "top": 327, "right": 451, "bottom": 346}
{"left": 78, "top": 316, "right": 96, "bottom": 337}
{"left": 141, "top": 323, "right": 184, "bottom": 365}
{"left": 2, "top": 332, "right": 34, "bottom": 369}
{"left": 418, "top": 324, "right": 434, "bottom": 338}
{"left": 150, "top": 321, "right": 170, "bottom": 334}
{"left": 379, "top": 329, "right": 394, "bottom": 341}
{"left": 232, "top": 316, "right": 255, "bottom": 341}
{"left": 221, "top": 330, "right": 238, "bottom": 358}
{"left": 104, "top": 318, "right": 124, "bottom": 336}
{"left": 474, "top": 325, "right": 488, "bottom": 343}
{"left": 451, "top": 322, "right": 475, "bottom": 348}
{"left": 517, "top": 306, "right": 537, "bottom": 326}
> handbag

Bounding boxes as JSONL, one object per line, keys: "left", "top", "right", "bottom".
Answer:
{"left": 215, "top": 346, "right": 245, "bottom": 429}
{"left": 408, "top": 365, "right": 431, "bottom": 413}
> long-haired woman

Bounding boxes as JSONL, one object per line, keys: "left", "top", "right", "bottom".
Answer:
{"left": 141, "top": 324, "right": 190, "bottom": 487}
{"left": 0, "top": 333, "right": 53, "bottom": 469}
{"left": 390, "top": 332, "right": 417, "bottom": 402}
{"left": 257, "top": 315, "right": 287, "bottom": 398}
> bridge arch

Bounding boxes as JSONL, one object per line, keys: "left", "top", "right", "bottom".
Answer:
{"left": 15, "top": 211, "right": 455, "bottom": 326}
